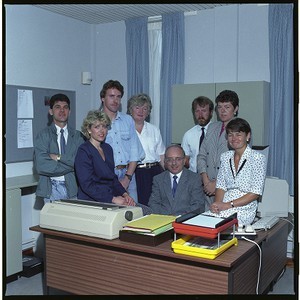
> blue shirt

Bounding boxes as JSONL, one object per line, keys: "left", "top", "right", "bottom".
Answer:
{"left": 105, "top": 112, "right": 145, "bottom": 165}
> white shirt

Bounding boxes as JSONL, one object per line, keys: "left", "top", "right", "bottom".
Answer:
{"left": 181, "top": 122, "right": 211, "bottom": 172}
{"left": 136, "top": 121, "right": 165, "bottom": 163}
{"left": 51, "top": 124, "right": 68, "bottom": 181}
{"left": 169, "top": 170, "right": 183, "bottom": 187}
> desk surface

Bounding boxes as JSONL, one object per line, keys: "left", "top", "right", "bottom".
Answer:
{"left": 6, "top": 174, "right": 39, "bottom": 190}
{"left": 31, "top": 220, "right": 286, "bottom": 270}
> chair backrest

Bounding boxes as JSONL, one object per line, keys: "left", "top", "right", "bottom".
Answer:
{"left": 252, "top": 145, "right": 269, "bottom": 203}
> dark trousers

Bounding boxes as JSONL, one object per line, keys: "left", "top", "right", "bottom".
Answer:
{"left": 135, "top": 165, "right": 163, "bottom": 206}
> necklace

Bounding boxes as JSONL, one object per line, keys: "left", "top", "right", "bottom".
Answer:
{"left": 230, "top": 158, "right": 247, "bottom": 179}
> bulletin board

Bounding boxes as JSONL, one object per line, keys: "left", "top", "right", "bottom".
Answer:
{"left": 5, "top": 85, "right": 76, "bottom": 163}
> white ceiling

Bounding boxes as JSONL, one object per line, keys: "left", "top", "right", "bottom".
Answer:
{"left": 33, "top": 4, "right": 230, "bottom": 25}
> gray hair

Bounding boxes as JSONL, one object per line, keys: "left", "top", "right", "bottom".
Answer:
{"left": 127, "top": 93, "right": 152, "bottom": 115}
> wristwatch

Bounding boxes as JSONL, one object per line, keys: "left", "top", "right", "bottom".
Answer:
{"left": 231, "top": 201, "right": 234, "bottom": 208}
{"left": 125, "top": 173, "right": 132, "bottom": 181}
{"left": 57, "top": 154, "right": 61, "bottom": 161}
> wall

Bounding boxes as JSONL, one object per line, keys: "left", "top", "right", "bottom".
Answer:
{"left": 184, "top": 4, "right": 269, "bottom": 83}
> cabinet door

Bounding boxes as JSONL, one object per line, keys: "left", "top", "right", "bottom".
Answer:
{"left": 171, "top": 83, "right": 215, "bottom": 144}
{"left": 6, "top": 188, "right": 22, "bottom": 276}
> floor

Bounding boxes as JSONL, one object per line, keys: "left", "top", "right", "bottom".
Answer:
{"left": 4, "top": 264, "right": 296, "bottom": 296}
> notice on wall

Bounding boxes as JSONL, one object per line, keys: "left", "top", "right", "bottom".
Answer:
{"left": 17, "top": 119, "right": 33, "bottom": 148}
{"left": 17, "top": 89, "right": 34, "bottom": 118}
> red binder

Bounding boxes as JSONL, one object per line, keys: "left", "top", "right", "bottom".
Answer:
{"left": 172, "top": 212, "right": 238, "bottom": 239}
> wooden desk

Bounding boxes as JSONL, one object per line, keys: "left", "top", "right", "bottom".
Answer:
{"left": 31, "top": 220, "right": 289, "bottom": 295}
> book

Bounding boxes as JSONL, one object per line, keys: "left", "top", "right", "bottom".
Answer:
{"left": 122, "top": 214, "right": 176, "bottom": 233}
{"left": 123, "top": 223, "right": 173, "bottom": 236}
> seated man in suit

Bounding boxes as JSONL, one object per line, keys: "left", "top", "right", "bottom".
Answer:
{"left": 148, "top": 144, "right": 205, "bottom": 216}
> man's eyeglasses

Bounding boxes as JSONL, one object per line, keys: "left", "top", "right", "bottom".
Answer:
{"left": 165, "top": 157, "right": 184, "bottom": 164}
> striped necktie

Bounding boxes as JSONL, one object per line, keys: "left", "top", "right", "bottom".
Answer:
{"left": 60, "top": 128, "right": 66, "bottom": 154}
{"left": 172, "top": 175, "right": 178, "bottom": 197}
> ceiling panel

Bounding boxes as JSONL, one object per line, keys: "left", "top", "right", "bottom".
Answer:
{"left": 33, "top": 4, "right": 230, "bottom": 24}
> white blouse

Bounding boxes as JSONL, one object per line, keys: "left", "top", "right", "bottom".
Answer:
{"left": 137, "top": 121, "right": 165, "bottom": 164}
{"left": 207, "top": 146, "right": 267, "bottom": 225}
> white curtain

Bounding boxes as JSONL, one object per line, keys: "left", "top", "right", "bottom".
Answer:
{"left": 148, "top": 21, "right": 162, "bottom": 128}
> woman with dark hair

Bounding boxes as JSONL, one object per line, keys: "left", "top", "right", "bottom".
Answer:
{"left": 208, "top": 118, "right": 267, "bottom": 225}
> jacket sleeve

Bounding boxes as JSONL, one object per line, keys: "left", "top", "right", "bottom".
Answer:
{"left": 34, "top": 130, "right": 81, "bottom": 177}
{"left": 188, "top": 173, "right": 206, "bottom": 213}
{"left": 148, "top": 176, "right": 164, "bottom": 214}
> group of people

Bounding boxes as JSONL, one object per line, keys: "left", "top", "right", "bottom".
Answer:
{"left": 34, "top": 80, "right": 267, "bottom": 226}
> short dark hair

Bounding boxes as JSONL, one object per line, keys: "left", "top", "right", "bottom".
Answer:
{"left": 192, "top": 96, "right": 214, "bottom": 113}
{"left": 226, "top": 118, "right": 251, "bottom": 135}
{"left": 49, "top": 93, "right": 70, "bottom": 109}
{"left": 215, "top": 90, "right": 239, "bottom": 108}
{"left": 100, "top": 80, "right": 124, "bottom": 99}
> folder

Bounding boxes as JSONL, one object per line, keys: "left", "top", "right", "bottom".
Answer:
{"left": 122, "top": 214, "right": 176, "bottom": 233}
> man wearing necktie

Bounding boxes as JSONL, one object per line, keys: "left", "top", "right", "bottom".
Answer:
{"left": 181, "top": 96, "right": 214, "bottom": 173}
{"left": 148, "top": 145, "right": 205, "bottom": 216}
{"left": 34, "top": 94, "right": 84, "bottom": 204}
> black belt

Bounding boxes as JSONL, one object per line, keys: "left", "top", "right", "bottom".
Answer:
{"left": 137, "top": 162, "right": 160, "bottom": 169}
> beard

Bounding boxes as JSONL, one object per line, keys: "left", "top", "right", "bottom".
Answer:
{"left": 198, "top": 118, "right": 210, "bottom": 126}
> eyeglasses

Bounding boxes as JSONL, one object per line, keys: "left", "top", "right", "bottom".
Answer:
{"left": 165, "top": 157, "right": 184, "bottom": 164}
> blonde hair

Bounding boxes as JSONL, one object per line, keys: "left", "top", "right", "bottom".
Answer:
{"left": 81, "top": 110, "right": 111, "bottom": 139}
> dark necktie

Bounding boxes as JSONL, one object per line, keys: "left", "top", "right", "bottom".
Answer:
{"left": 199, "top": 127, "right": 205, "bottom": 149}
{"left": 172, "top": 175, "right": 178, "bottom": 198}
{"left": 60, "top": 128, "right": 66, "bottom": 154}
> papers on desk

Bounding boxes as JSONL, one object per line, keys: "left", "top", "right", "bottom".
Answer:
{"left": 182, "top": 214, "right": 227, "bottom": 228}
{"left": 122, "top": 214, "right": 176, "bottom": 235}
{"left": 184, "top": 236, "right": 228, "bottom": 250}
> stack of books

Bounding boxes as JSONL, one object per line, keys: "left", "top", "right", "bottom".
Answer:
{"left": 119, "top": 214, "right": 176, "bottom": 246}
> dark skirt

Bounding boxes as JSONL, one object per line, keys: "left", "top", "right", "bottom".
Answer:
{"left": 135, "top": 164, "right": 163, "bottom": 206}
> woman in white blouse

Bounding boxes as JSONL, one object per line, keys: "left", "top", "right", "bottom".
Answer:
{"left": 127, "top": 93, "right": 165, "bottom": 206}
{"left": 209, "top": 118, "right": 267, "bottom": 225}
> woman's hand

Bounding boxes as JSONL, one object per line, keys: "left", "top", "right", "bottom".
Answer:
{"left": 112, "top": 196, "right": 127, "bottom": 205}
{"left": 210, "top": 201, "right": 230, "bottom": 213}
{"left": 122, "top": 193, "right": 136, "bottom": 206}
